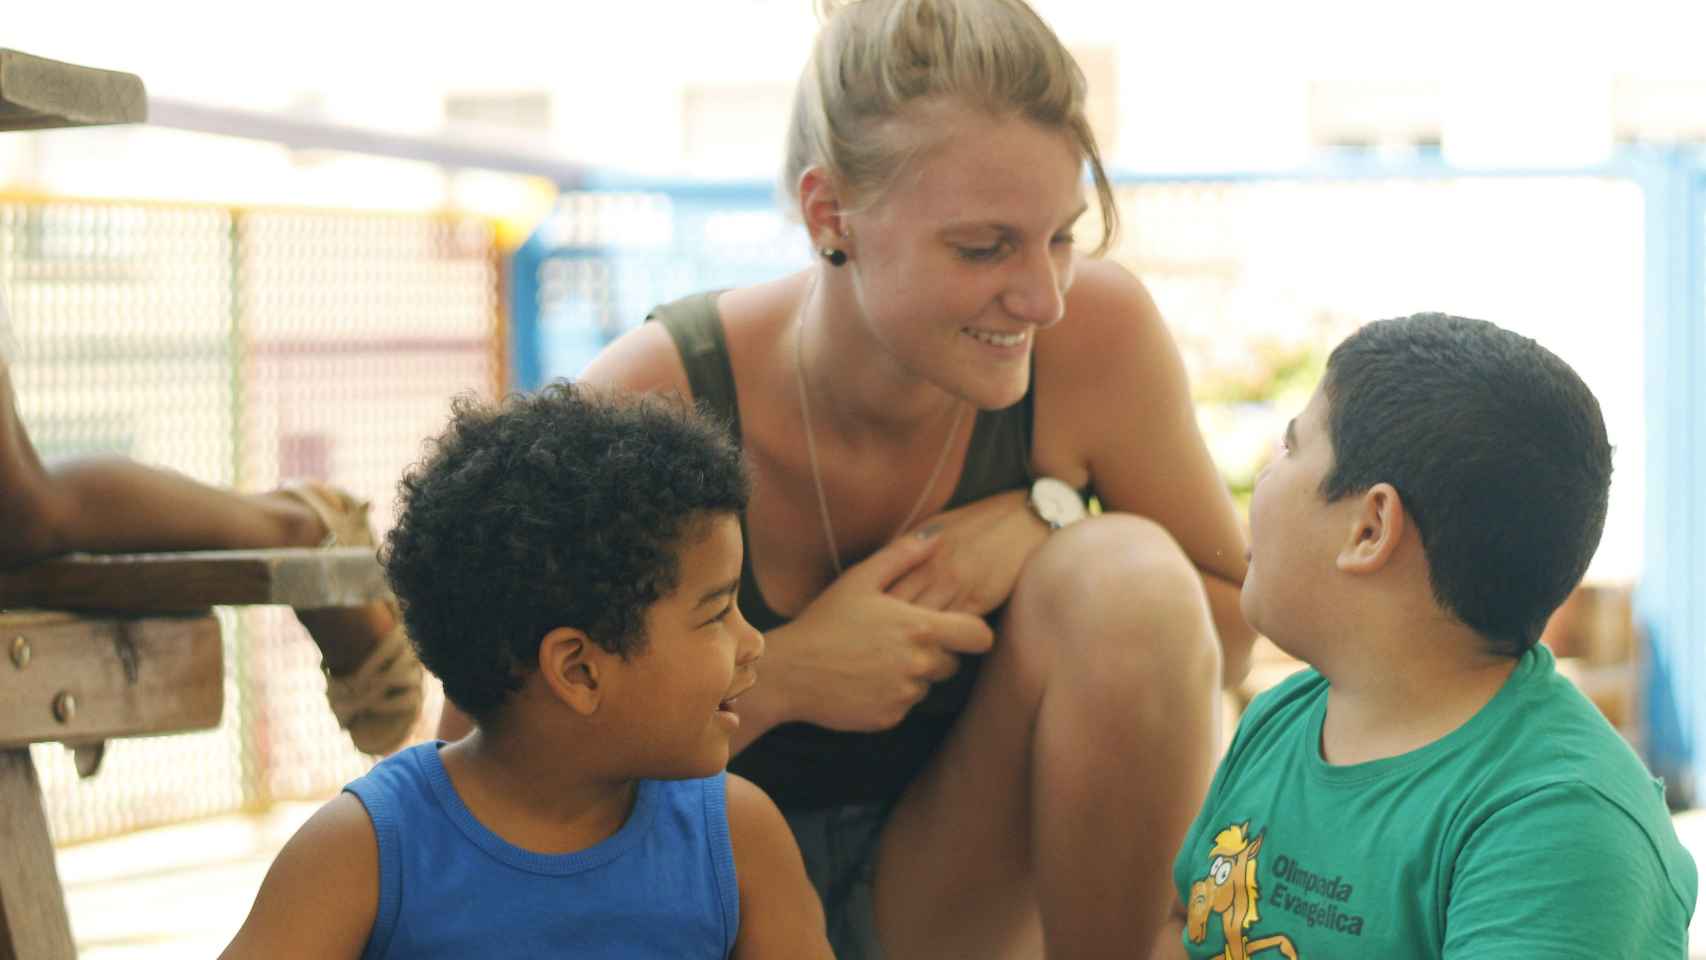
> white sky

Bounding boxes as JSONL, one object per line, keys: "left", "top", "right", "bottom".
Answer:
{"left": 7, "top": 0, "right": 1706, "bottom": 175}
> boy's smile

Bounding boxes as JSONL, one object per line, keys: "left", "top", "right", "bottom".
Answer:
{"left": 615, "top": 513, "right": 764, "bottom": 778}
{"left": 717, "top": 674, "right": 757, "bottom": 729}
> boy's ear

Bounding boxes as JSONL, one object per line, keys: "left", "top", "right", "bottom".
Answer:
{"left": 797, "top": 166, "right": 849, "bottom": 253}
{"left": 1336, "top": 482, "right": 1406, "bottom": 575}
{"left": 538, "top": 626, "right": 605, "bottom": 716}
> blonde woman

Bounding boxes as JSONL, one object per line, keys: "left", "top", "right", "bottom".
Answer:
{"left": 448, "top": 1, "right": 1255, "bottom": 955}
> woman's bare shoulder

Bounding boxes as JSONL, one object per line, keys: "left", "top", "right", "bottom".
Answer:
{"left": 581, "top": 276, "right": 802, "bottom": 399}
{"left": 1060, "top": 257, "right": 1164, "bottom": 340}
{"left": 716, "top": 274, "right": 806, "bottom": 344}
{"left": 579, "top": 321, "right": 692, "bottom": 397}
{"left": 1041, "top": 257, "right": 1173, "bottom": 383}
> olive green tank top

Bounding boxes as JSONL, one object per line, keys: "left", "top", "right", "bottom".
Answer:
{"left": 649, "top": 290, "right": 1036, "bottom": 810}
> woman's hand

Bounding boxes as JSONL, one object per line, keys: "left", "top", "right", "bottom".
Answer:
{"left": 884, "top": 489, "right": 1052, "bottom": 615}
{"left": 761, "top": 530, "right": 996, "bottom": 733}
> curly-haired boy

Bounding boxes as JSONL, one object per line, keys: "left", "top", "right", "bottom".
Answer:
{"left": 222, "top": 383, "right": 833, "bottom": 958}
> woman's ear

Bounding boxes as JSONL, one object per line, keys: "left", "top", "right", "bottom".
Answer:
{"left": 538, "top": 626, "right": 604, "bottom": 716}
{"left": 797, "top": 166, "right": 850, "bottom": 254}
{"left": 1336, "top": 482, "right": 1407, "bottom": 575}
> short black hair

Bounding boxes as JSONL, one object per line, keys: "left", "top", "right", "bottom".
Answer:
{"left": 381, "top": 382, "right": 749, "bottom": 720}
{"left": 1319, "top": 313, "right": 1612, "bottom": 656}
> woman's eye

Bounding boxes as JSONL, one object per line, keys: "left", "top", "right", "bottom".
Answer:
{"left": 1051, "top": 233, "right": 1075, "bottom": 247}
{"left": 956, "top": 243, "right": 1005, "bottom": 262}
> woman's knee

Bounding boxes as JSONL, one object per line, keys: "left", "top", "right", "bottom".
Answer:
{"left": 1015, "top": 514, "right": 1205, "bottom": 626}
{"left": 1005, "top": 513, "right": 1220, "bottom": 686}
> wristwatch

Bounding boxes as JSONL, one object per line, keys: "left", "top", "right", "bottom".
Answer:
{"left": 1027, "top": 476, "right": 1088, "bottom": 530}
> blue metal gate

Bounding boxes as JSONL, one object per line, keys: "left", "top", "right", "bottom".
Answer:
{"left": 1639, "top": 147, "right": 1706, "bottom": 806}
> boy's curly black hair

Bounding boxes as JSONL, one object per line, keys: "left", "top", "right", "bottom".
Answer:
{"left": 381, "top": 381, "right": 748, "bottom": 721}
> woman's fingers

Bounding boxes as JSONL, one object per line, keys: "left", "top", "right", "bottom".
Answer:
{"left": 851, "top": 526, "right": 945, "bottom": 592}
{"left": 925, "top": 609, "right": 995, "bottom": 656}
{"left": 886, "top": 567, "right": 931, "bottom": 605}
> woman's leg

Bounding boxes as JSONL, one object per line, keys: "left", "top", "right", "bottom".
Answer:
{"left": 871, "top": 513, "right": 1223, "bottom": 959}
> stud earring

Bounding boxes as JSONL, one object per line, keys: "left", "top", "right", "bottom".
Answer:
{"left": 819, "top": 246, "right": 847, "bottom": 267}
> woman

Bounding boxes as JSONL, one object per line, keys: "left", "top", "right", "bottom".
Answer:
{"left": 451, "top": 1, "right": 1253, "bottom": 955}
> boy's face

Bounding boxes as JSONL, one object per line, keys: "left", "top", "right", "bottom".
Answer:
{"left": 1240, "top": 387, "right": 1349, "bottom": 655}
{"left": 608, "top": 512, "right": 763, "bottom": 780}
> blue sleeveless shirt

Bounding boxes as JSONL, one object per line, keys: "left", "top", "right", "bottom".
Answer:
{"left": 344, "top": 742, "right": 740, "bottom": 959}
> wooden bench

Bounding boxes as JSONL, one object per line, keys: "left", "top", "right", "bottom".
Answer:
{"left": 0, "top": 548, "right": 386, "bottom": 960}
{"left": 0, "top": 48, "right": 145, "bottom": 132}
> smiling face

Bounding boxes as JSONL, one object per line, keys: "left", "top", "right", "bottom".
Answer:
{"left": 840, "top": 103, "right": 1087, "bottom": 410}
{"left": 1240, "top": 388, "right": 1354, "bottom": 659}
{"left": 606, "top": 512, "right": 763, "bottom": 780}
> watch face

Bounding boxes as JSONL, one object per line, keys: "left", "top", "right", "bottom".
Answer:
{"left": 1032, "top": 477, "right": 1086, "bottom": 527}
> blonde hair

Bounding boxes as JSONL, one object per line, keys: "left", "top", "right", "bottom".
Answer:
{"left": 784, "top": 0, "right": 1118, "bottom": 254}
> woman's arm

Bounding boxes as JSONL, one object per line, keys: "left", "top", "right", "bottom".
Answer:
{"left": 218, "top": 794, "right": 378, "bottom": 959}
{"left": 1035, "top": 259, "right": 1257, "bottom": 687}
{"left": 580, "top": 317, "right": 998, "bottom": 744}
{"left": 726, "top": 774, "right": 836, "bottom": 959}
{"left": 1201, "top": 573, "right": 1251, "bottom": 686}
{"left": 728, "top": 529, "right": 995, "bottom": 749}
{"left": 866, "top": 261, "right": 1256, "bottom": 686}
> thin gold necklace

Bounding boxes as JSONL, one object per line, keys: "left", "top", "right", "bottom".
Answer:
{"left": 792, "top": 280, "right": 967, "bottom": 577}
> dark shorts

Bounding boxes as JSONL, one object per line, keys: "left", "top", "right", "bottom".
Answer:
{"left": 784, "top": 803, "right": 890, "bottom": 960}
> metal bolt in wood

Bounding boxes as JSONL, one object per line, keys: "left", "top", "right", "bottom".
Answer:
{"left": 52, "top": 690, "right": 76, "bottom": 723}
{"left": 10, "top": 634, "right": 28, "bottom": 668}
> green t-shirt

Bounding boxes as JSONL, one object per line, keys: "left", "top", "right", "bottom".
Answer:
{"left": 1173, "top": 644, "right": 1698, "bottom": 958}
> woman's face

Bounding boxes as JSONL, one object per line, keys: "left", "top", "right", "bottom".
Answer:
{"left": 842, "top": 106, "right": 1087, "bottom": 410}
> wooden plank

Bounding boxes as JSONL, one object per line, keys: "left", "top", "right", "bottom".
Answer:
{"left": 0, "top": 546, "right": 387, "bottom": 613}
{"left": 0, "top": 49, "right": 145, "bottom": 132}
{"left": 0, "top": 748, "right": 76, "bottom": 960}
{"left": 0, "top": 610, "right": 223, "bottom": 749}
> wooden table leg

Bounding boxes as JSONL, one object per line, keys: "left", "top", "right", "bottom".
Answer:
{"left": 0, "top": 748, "right": 75, "bottom": 960}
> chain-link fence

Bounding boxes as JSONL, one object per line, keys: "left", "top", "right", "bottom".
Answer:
{"left": 2, "top": 196, "right": 501, "bottom": 844}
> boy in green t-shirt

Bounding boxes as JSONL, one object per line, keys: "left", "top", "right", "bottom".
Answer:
{"left": 1156, "top": 314, "right": 1697, "bottom": 958}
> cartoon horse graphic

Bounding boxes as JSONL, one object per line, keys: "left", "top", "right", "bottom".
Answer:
{"left": 1186, "top": 823, "right": 1299, "bottom": 960}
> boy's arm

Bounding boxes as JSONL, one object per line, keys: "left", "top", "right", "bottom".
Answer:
{"left": 219, "top": 793, "right": 379, "bottom": 960}
{"left": 725, "top": 773, "right": 834, "bottom": 960}
{"left": 1443, "top": 783, "right": 1692, "bottom": 958}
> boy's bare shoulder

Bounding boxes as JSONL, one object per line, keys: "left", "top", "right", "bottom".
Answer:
{"left": 724, "top": 772, "right": 794, "bottom": 856}
{"left": 724, "top": 774, "right": 834, "bottom": 960}
{"left": 219, "top": 793, "right": 378, "bottom": 959}
{"left": 292, "top": 792, "right": 380, "bottom": 865}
